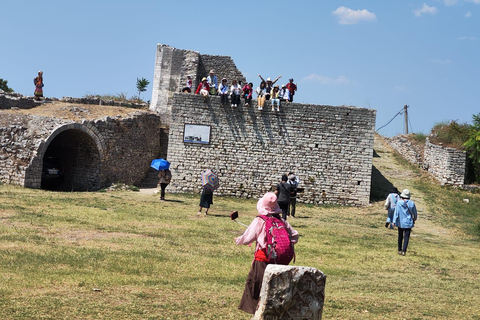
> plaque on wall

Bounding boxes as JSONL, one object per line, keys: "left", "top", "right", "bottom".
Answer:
{"left": 183, "top": 124, "right": 211, "bottom": 144}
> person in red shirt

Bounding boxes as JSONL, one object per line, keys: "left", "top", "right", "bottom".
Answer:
{"left": 286, "top": 78, "right": 297, "bottom": 102}
{"left": 195, "top": 77, "right": 210, "bottom": 102}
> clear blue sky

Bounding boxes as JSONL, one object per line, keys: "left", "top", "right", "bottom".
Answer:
{"left": 2, "top": 0, "right": 479, "bottom": 137}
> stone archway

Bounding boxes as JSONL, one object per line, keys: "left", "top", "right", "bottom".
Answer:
{"left": 26, "top": 123, "right": 106, "bottom": 191}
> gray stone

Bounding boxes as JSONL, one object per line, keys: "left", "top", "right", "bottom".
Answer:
{"left": 253, "top": 265, "right": 326, "bottom": 320}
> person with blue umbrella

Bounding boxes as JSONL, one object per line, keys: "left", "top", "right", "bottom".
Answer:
{"left": 151, "top": 159, "right": 171, "bottom": 201}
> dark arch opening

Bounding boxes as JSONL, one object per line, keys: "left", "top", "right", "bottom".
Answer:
{"left": 41, "top": 129, "right": 101, "bottom": 191}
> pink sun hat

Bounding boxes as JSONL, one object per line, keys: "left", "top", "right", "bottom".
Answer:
{"left": 257, "top": 192, "right": 282, "bottom": 216}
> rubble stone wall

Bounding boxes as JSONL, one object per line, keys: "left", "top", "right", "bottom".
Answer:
{"left": 424, "top": 138, "right": 465, "bottom": 186}
{"left": 166, "top": 93, "right": 376, "bottom": 206}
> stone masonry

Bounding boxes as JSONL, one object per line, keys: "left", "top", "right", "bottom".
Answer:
{"left": 0, "top": 110, "right": 162, "bottom": 190}
{"left": 150, "top": 44, "right": 245, "bottom": 125}
{"left": 386, "top": 135, "right": 466, "bottom": 187}
{"left": 166, "top": 93, "right": 376, "bottom": 206}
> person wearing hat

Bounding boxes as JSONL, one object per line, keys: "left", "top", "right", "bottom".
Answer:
{"left": 195, "top": 77, "right": 210, "bottom": 102}
{"left": 207, "top": 69, "right": 218, "bottom": 95}
{"left": 218, "top": 78, "right": 229, "bottom": 105}
{"left": 33, "top": 70, "right": 44, "bottom": 101}
{"left": 258, "top": 74, "right": 282, "bottom": 101}
{"left": 392, "top": 189, "right": 418, "bottom": 256}
{"left": 384, "top": 187, "right": 400, "bottom": 229}
{"left": 235, "top": 192, "right": 299, "bottom": 314}
{"left": 270, "top": 85, "right": 281, "bottom": 111}
{"left": 286, "top": 78, "right": 297, "bottom": 102}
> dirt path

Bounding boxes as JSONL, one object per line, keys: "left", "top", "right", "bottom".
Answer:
{"left": 372, "top": 134, "right": 453, "bottom": 239}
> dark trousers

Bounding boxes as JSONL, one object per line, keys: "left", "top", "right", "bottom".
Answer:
{"left": 220, "top": 94, "right": 229, "bottom": 105}
{"left": 278, "top": 201, "right": 289, "bottom": 220}
{"left": 289, "top": 197, "right": 296, "bottom": 217}
{"left": 231, "top": 94, "right": 240, "bottom": 105}
{"left": 398, "top": 227, "right": 412, "bottom": 252}
{"left": 244, "top": 95, "right": 252, "bottom": 105}
{"left": 160, "top": 183, "right": 168, "bottom": 199}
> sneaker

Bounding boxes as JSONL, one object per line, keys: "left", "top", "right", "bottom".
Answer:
{"left": 402, "top": 251, "right": 406, "bottom": 256}
{"left": 231, "top": 104, "right": 234, "bottom": 107}
{"left": 276, "top": 107, "right": 280, "bottom": 111}
{"left": 385, "top": 222, "right": 390, "bottom": 228}
{"left": 234, "top": 104, "right": 237, "bottom": 107}
{"left": 398, "top": 251, "right": 403, "bottom": 255}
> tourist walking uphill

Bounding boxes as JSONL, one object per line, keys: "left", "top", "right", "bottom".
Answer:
{"left": 392, "top": 189, "right": 417, "bottom": 256}
{"left": 235, "top": 192, "right": 299, "bottom": 315}
{"left": 384, "top": 187, "right": 400, "bottom": 229}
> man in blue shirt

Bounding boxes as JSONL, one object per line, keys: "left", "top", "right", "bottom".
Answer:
{"left": 392, "top": 189, "right": 418, "bottom": 256}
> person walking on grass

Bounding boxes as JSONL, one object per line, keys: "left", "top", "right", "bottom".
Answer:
{"left": 235, "top": 192, "right": 299, "bottom": 314}
{"left": 384, "top": 187, "right": 400, "bottom": 229}
{"left": 392, "top": 189, "right": 417, "bottom": 256}
{"left": 198, "top": 185, "right": 213, "bottom": 215}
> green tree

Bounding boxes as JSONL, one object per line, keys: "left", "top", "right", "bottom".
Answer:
{"left": 136, "top": 77, "right": 150, "bottom": 100}
{"left": 0, "top": 78, "right": 13, "bottom": 92}
{"left": 463, "top": 113, "right": 480, "bottom": 182}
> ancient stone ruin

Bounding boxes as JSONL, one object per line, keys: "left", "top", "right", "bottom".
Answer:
{"left": 0, "top": 44, "right": 377, "bottom": 206}
{"left": 253, "top": 265, "right": 326, "bottom": 320}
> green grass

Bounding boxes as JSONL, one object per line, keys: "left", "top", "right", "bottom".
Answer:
{"left": 1, "top": 177, "right": 480, "bottom": 319}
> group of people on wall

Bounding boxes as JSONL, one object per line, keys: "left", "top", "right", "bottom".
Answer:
{"left": 183, "top": 69, "right": 298, "bottom": 111}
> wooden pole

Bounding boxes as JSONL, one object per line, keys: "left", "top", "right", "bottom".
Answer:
{"left": 404, "top": 105, "right": 409, "bottom": 134}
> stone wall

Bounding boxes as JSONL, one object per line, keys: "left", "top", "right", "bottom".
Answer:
{"left": 423, "top": 138, "right": 465, "bottom": 186}
{"left": 385, "top": 135, "right": 423, "bottom": 166}
{"left": 150, "top": 44, "right": 245, "bottom": 124}
{"left": 385, "top": 135, "right": 466, "bottom": 187}
{"left": 166, "top": 93, "right": 376, "bottom": 206}
{"left": 0, "top": 111, "right": 162, "bottom": 190}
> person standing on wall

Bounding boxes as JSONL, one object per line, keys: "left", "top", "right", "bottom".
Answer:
{"left": 158, "top": 169, "right": 172, "bottom": 201}
{"left": 275, "top": 174, "right": 292, "bottom": 220}
{"left": 384, "top": 187, "right": 400, "bottom": 229}
{"left": 207, "top": 69, "right": 218, "bottom": 95}
{"left": 288, "top": 172, "right": 299, "bottom": 218}
{"left": 286, "top": 78, "right": 297, "bottom": 102}
{"left": 392, "top": 189, "right": 417, "bottom": 256}
{"left": 33, "top": 70, "right": 44, "bottom": 101}
{"left": 258, "top": 74, "right": 282, "bottom": 101}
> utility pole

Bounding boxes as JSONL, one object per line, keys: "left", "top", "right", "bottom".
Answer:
{"left": 404, "top": 105, "right": 409, "bottom": 134}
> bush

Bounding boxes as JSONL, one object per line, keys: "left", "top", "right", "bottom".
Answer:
{"left": 430, "top": 120, "right": 470, "bottom": 149}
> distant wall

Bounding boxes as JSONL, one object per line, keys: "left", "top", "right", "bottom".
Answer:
{"left": 166, "top": 93, "right": 376, "bottom": 206}
{"left": 386, "top": 135, "right": 466, "bottom": 187}
{"left": 423, "top": 138, "right": 465, "bottom": 186}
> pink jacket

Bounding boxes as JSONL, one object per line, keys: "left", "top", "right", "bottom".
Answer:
{"left": 235, "top": 215, "right": 299, "bottom": 253}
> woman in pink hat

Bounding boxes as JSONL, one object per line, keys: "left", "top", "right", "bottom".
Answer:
{"left": 234, "top": 192, "right": 299, "bottom": 314}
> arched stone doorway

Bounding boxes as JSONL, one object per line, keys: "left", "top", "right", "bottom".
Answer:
{"left": 26, "top": 123, "right": 106, "bottom": 191}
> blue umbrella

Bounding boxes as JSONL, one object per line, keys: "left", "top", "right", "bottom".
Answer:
{"left": 151, "top": 158, "right": 170, "bottom": 171}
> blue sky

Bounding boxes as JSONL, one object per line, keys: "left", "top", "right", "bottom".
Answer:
{"left": 2, "top": 0, "right": 479, "bottom": 137}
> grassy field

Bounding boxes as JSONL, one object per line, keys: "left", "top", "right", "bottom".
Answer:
{"left": 1, "top": 142, "right": 480, "bottom": 319}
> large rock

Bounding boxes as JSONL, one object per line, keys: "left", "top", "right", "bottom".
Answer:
{"left": 253, "top": 265, "right": 326, "bottom": 320}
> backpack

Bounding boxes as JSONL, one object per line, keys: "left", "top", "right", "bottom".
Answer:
{"left": 163, "top": 170, "right": 172, "bottom": 183}
{"left": 257, "top": 215, "right": 295, "bottom": 265}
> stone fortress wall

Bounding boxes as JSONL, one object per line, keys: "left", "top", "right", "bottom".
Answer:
{"left": 166, "top": 93, "right": 376, "bottom": 206}
{"left": 0, "top": 110, "right": 161, "bottom": 191}
{"left": 386, "top": 135, "right": 466, "bottom": 187}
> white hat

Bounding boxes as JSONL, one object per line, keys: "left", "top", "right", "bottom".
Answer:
{"left": 400, "top": 189, "right": 411, "bottom": 199}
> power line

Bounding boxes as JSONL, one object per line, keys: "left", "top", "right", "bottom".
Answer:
{"left": 376, "top": 106, "right": 405, "bottom": 132}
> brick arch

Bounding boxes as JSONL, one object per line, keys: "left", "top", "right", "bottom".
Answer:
{"left": 25, "top": 123, "right": 107, "bottom": 190}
